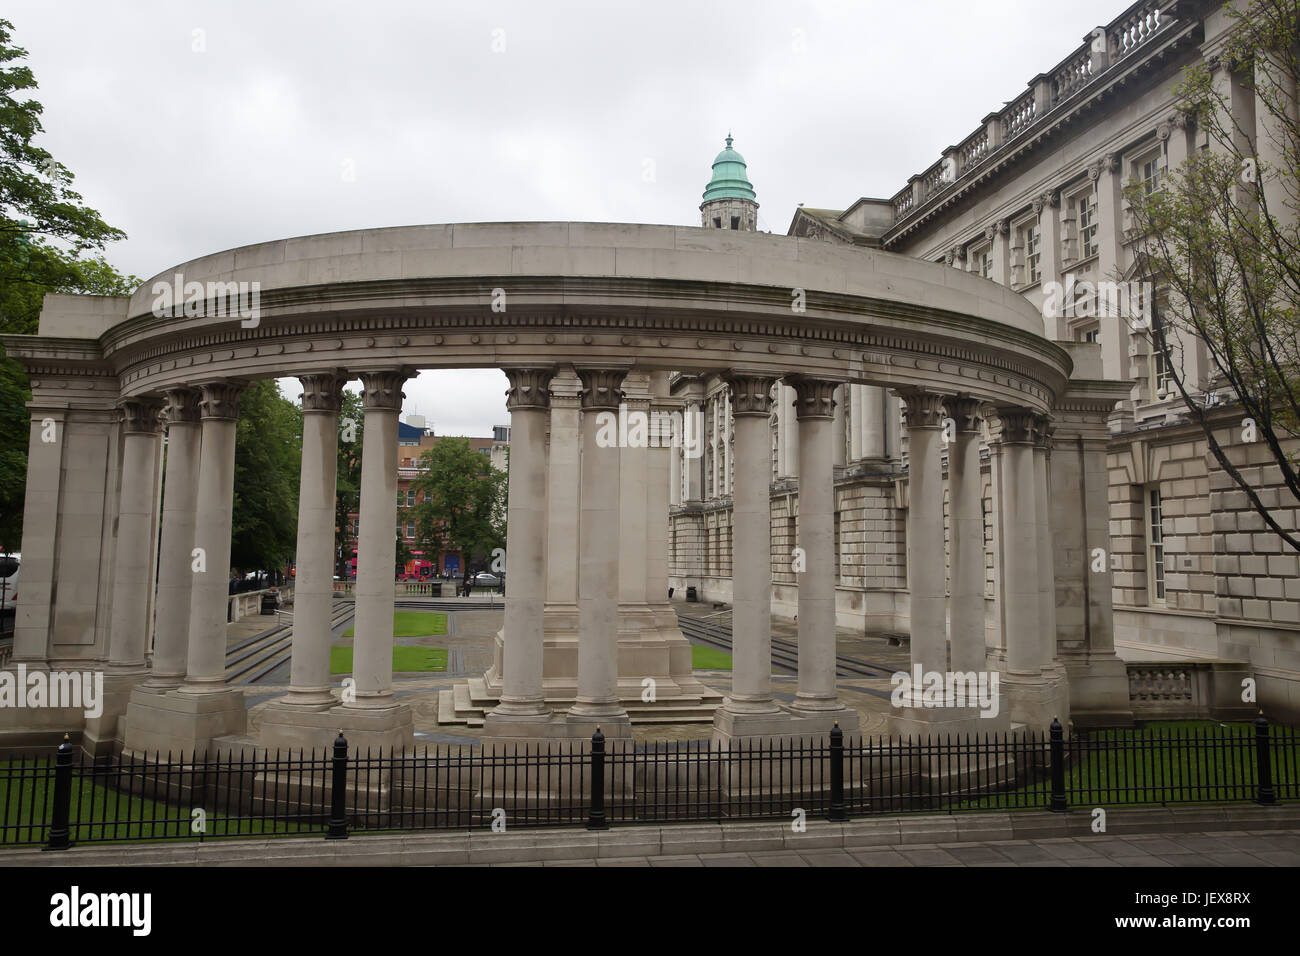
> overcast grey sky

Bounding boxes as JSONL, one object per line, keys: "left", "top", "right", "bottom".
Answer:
{"left": 10, "top": 0, "right": 1126, "bottom": 434}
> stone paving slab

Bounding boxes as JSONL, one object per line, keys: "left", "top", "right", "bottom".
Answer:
{"left": 5, "top": 804, "right": 1298, "bottom": 867}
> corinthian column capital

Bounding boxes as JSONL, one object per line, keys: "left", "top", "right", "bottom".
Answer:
{"left": 787, "top": 376, "right": 839, "bottom": 421}
{"left": 504, "top": 367, "right": 555, "bottom": 411}
{"left": 996, "top": 406, "right": 1038, "bottom": 444}
{"left": 119, "top": 397, "right": 165, "bottom": 434}
{"left": 358, "top": 369, "right": 412, "bottom": 411}
{"left": 724, "top": 372, "right": 776, "bottom": 417}
{"left": 946, "top": 395, "right": 985, "bottom": 434}
{"left": 196, "top": 381, "right": 246, "bottom": 421}
{"left": 576, "top": 368, "right": 627, "bottom": 411}
{"left": 163, "top": 387, "right": 202, "bottom": 426}
{"left": 899, "top": 388, "right": 947, "bottom": 429}
{"left": 298, "top": 371, "right": 348, "bottom": 413}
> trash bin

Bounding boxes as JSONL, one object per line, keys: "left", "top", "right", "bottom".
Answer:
{"left": 260, "top": 590, "right": 280, "bottom": 614}
{"left": 686, "top": 586, "right": 698, "bottom": 602}
{"left": 431, "top": 582, "right": 443, "bottom": 597}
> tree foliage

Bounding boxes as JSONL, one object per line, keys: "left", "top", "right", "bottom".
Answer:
{"left": 231, "top": 380, "right": 302, "bottom": 572}
{"left": 334, "top": 388, "right": 363, "bottom": 577}
{"left": 411, "top": 437, "right": 506, "bottom": 572}
{"left": 0, "top": 18, "right": 137, "bottom": 552}
{"left": 1126, "top": 0, "right": 1300, "bottom": 550}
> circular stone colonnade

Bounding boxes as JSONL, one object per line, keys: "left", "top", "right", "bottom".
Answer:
{"left": 2, "top": 222, "right": 1128, "bottom": 758}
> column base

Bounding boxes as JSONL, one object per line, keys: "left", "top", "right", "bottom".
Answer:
{"left": 564, "top": 706, "right": 633, "bottom": 740}
{"left": 122, "top": 685, "right": 247, "bottom": 759}
{"left": 82, "top": 670, "right": 149, "bottom": 759}
{"left": 1002, "top": 671, "right": 1067, "bottom": 733}
{"left": 889, "top": 703, "right": 1009, "bottom": 741}
{"left": 258, "top": 701, "right": 414, "bottom": 753}
{"left": 712, "top": 703, "right": 794, "bottom": 742}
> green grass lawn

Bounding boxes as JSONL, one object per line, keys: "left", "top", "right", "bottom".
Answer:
{"left": 329, "top": 645, "right": 448, "bottom": 674}
{"left": 341, "top": 611, "right": 447, "bottom": 639}
{"left": 1, "top": 761, "right": 315, "bottom": 846}
{"left": 955, "top": 720, "right": 1294, "bottom": 810}
{"left": 692, "top": 645, "right": 733, "bottom": 670}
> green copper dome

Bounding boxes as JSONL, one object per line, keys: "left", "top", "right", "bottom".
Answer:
{"left": 702, "top": 134, "right": 757, "bottom": 202}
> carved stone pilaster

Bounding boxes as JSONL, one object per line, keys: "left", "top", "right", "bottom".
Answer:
{"left": 1032, "top": 190, "right": 1060, "bottom": 216}
{"left": 359, "top": 370, "right": 411, "bottom": 411}
{"left": 723, "top": 373, "right": 776, "bottom": 417}
{"left": 298, "top": 371, "right": 347, "bottom": 413}
{"left": 119, "top": 397, "right": 165, "bottom": 434}
{"left": 576, "top": 368, "right": 627, "bottom": 411}
{"left": 162, "top": 387, "right": 202, "bottom": 426}
{"left": 196, "top": 382, "right": 246, "bottom": 421}
{"left": 947, "top": 395, "right": 985, "bottom": 434}
{"left": 899, "top": 389, "right": 947, "bottom": 429}
{"left": 788, "top": 376, "right": 839, "bottom": 421}
{"left": 504, "top": 367, "right": 555, "bottom": 411}
{"left": 996, "top": 407, "right": 1038, "bottom": 444}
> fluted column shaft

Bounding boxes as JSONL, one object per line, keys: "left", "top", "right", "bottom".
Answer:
{"left": 283, "top": 373, "right": 346, "bottom": 707}
{"left": 146, "top": 389, "right": 202, "bottom": 688}
{"left": 722, "top": 374, "right": 781, "bottom": 714}
{"left": 902, "top": 390, "right": 947, "bottom": 685}
{"left": 347, "top": 370, "right": 409, "bottom": 707}
{"left": 790, "top": 378, "right": 843, "bottom": 712}
{"left": 492, "top": 368, "right": 554, "bottom": 719}
{"left": 179, "top": 382, "right": 244, "bottom": 694}
{"left": 107, "top": 398, "right": 165, "bottom": 673}
{"left": 569, "top": 368, "right": 627, "bottom": 720}
{"left": 948, "top": 397, "right": 986, "bottom": 674}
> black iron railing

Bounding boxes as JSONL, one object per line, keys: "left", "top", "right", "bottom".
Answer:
{"left": 3, "top": 717, "right": 1296, "bottom": 850}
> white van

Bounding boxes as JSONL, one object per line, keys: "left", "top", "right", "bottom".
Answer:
{"left": 0, "top": 552, "right": 19, "bottom": 613}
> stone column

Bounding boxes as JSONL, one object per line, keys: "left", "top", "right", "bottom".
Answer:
{"left": 282, "top": 372, "right": 346, "bottom": 708}
{"left": 178, "top": 382, "right": 245, "bottom": 696}
{"left": 84, "top": 397, "right": 165, "bottom": 754}
{"left": 1035, "top": 191, "right": 1063, "bottom": 337}
{"left": 486, "top": 367, "right": 554, "bottom": 731}
{"left": 788, "top": 377, "right": 857, "bottom": 729}
{"left": 994, "top": 407, "right": 1051, "bottom": 729}
{"left": 862, "top": 386, "right": 886, "bottom": 460}
{"left": 1033, "top": 416, "right": 1059, "bottom": 679}
{"left": 900, "top": 389, "right": 947, "bottom": 683}
{"left": 947, "top": 396, "right": 986, "bottom": 675}
{"left": 143, "top": 388, "right": 202, "bottom": 689}
{"left": 987, "top": 219, "right": 1010, "bottom": 287}
{"left": 106, "top": 398, "right": 165, "bottom": 674}
{"left": 618, "top": 373, "right": 653, "bottom": 633}
{"left": 345, "top": 369, "right": 409, "bottom": 709}
{"left": 831, "top": 385, "right": 847, "bottom": 469}
{"left": 536, "top": 367, "right": 582, "bottom": 697}
{"left": 568, "top": 368, "right": 630, "bottom": 734}
{"left": 714, "top": 372, "right": 787, "bottom": 739}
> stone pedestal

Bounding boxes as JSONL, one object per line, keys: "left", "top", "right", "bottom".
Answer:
{"left": 122, "top": 686, "right": 247, "bottom": 759}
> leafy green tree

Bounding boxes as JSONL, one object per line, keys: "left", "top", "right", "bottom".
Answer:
{"left": 0, "top": 18, "right": 137, "bottom": 551}
{"left": 411, "top": 437, "right": 506, "bottom": 573}
{"left": 334, "top": 388, "right": 363, "bottom": 577}
{"left": 231, "top": 380, "right": 302, "bottom": 572}
{"left": 1126, "top": 0, "right": 1300, "bottom": 551}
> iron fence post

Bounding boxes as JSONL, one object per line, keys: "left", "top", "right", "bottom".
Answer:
{"left": 45, "top": 733, "right": 74, "bottom": 851}
{"left": 1254, "top": 713, "right": 1276, "bottom": 806}
{"left": 327, "top": 731, "right": 349, "bottom": 839}
{"left": 828, "top": 723, "right": 847, "bottom": 822}
{"left": 1048, "top": 717, "right": 1067, "bottom": 813}
{"left": 586, "top": 727, "right": 608, "bottom": 831}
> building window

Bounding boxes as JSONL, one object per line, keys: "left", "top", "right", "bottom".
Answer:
{"left": 1137, "top": 151, "right": 1164, "bottom": 195}
{"left": 713, "top": 217, "right": 722, "bottom": 228}
{"left": 1025, "top": 222, "right": 1041, "bottom": 284}
{"left": 971, "top": 244, "right": 992, "bottom": 278}
{"left": 731, "top": 216, "right": 740, "bottom": 230}
{"left": 1078, "top": 325, "right": 1100, "bottom": 344}
{"left": 1145, "top": 485, "right": 1166, "bottom": 604}
{"left": 406, "top": 490, "right": 416, "bottom": 507}
{"left": 1074, "top": 190, "right": 1097, "bottom": 258}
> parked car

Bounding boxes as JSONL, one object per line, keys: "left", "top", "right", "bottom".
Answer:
{"left": 473, "top": 571, "right": 502, "bottom": 588}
